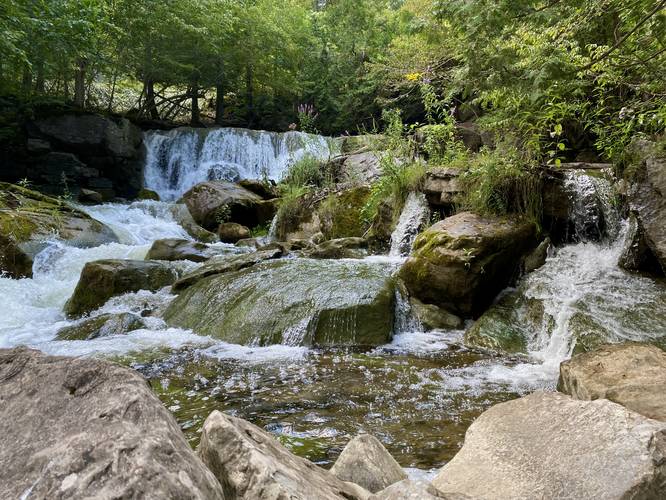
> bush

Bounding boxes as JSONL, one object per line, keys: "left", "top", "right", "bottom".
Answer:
{"left": 281, "top": 155, "right": 330, "bottom": 190}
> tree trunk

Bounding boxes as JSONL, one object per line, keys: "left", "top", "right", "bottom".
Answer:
{"left": 191, "top": 80, "right": 200, "bottom": 126}
{"left": 246, "top": 64, "right": 254, "bottom": 127}
{"left": 145, "top": 79, "right": 159, "bottom": 119}
{"left": 21, "top": 66, "right": 32, "bottom": 95}
{"left": 215, "top": 82, "right": 225, "bottom": 125}
{"left": 74, "top": 58, "right": 87, "bottom": 108}
{"left": 35, "top": 60, "right": 45, "bottom": 93}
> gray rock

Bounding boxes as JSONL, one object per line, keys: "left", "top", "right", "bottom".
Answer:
{"left": 331, "top": 434, "right": 407, "bottom": 493}
{"left": 198, "top": 410, "right": 369, "bottom": 500}
{"left": 217, "top": 222, "right": 251, "bottom": 243}
{"left": 422, "top": 167, "right": 462, "bottom": 208}
{"left": 618, "top": 211, "right": 663, "bottom": 274}
{"left": 78, "top": 188, "right": 103, "bottom": 204}
{"left": 169, "top": 203, "right": 219, "bottom": 243}
{"left": 238, "top": 178, "right": 277, "bottom": 199}
{"left": 523, "top": 237, "right": 550, "bottom": 273}
{"left": 432, "top": 391, "right": 666, "bottom": 500}
{"left": 339, "top": 152, "right": 382, "bottom": 183}
{"left": 558, "top": 342, "right": 666, "bottom": 421}
{"left": 301, "top": 237, "right": 368, "bottom": 259}
{"left": 56, "top": 312, "right": 146, "bottom": 340}
{"left": 371, "top": 480, "right": 467, "bottom": 499}
{"left": 409, "top": 297, "right": 463, "bottom": 330}
{"left": 64, "top": 259, "right": 179, "bottom": 317}
{"left": 146, "top": 238, "right": 215, "bottom": 262}
{"left": 0, "top": 347, "right": 224, "bottom": 499}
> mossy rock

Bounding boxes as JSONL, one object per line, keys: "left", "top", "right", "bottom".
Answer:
{"left": 137, "top": 188, "right": 160, "bottom": 201}
{"left": 318, "top": 186, "right": 371, "bottom": 240}
{"left": 65, "top": 259, "right": 179, "bottom": 317}
{"left": 165, "top": 258, "right": 396, "bottom": 347}
{"left": 57, "top": 312, "right": 146, "bottom": 340}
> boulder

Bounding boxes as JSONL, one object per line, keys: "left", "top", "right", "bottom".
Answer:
{"left": 523, "top": 236, "right": 550, "bottom": 273}
{"left": 137, "top": 188, "right": 160, "bottom": 201}
{"left": 399, "top": 212, "right": 537, "bottom": 317}
{"left": 422, "top": 168, "right": 462, "bottom": 208}
{"left": 217, "top": 222, "right": 251, "bottom": 243}
{"left": 0, "top": 347, "right": 224, "bottom": 499}
{"left": 169, "top": 203, "right": 219, "bottom": 243}
{"left": 0, "top": 183, "right": 118, "bottom": 278}
{"left": 371, "top": 480, "right": 466, "bottom": 500}
{"left": 626, "top": 139, "right": 666, "bottom": 273}
{"left": 337, "top": 152, "right": 382, "bottom": 184}
{"left": 197, "top": 410, "right": 369, "bottom": 500}
{"left": 172, "top": 248, "right": 283, "bottom": 292}
{"left": 78, "top": 188, "right": 103, "bottom": 204}
{"left": 146, "top": 238, "right": 215, "bottom": 262}
{"left": 619, "top": 211, "right": 663, "bottom": 275}
{"left": 432, "top": 391, "right": 666, "bottom": 499}
{"left": 165, "top": 259, "right": 395, "bottom": 347}
{"left": 330, "top": 434, "right": 407, "bottom": 493}
{"left": 558, "top": 343, "right": 666, "bottom": 421}
{"left": 181, "top": 181, "right": 263, "bottom": 231}
{"left": 410, "top": 297, "right": 463, "bottom": 330}
{"left": 301, "top": 237, "right": 368, "bottom": 259}
{"left": 64, "top": 259, "right": 179, "bottom": 317}
{"left": 238, "top": 178, "right": 277, "bottom": 199}
{"left": 56, "top": 312, "right": 146, "bottom": 340}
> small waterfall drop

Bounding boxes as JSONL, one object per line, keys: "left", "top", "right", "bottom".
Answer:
{"left": 389, "top": 192, "right": 430, "bottom": 257}
{"left": 143, "top": 127, "right": 339, "bottom": 200}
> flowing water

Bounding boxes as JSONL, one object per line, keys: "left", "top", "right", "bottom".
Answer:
{"left": 1, "top": 144, "right": 665, "bottom": 472}
{"left": 143, "top": 127, "right": 339, "bottom": 200}
{"left": 389, "top": 192, "right": 430, "bottom": 257}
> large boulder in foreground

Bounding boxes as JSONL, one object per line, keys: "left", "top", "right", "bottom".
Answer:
{"left": 181, "top": 181, "right": 264, "bottom": 231}
{"left": 558, "top": 343, "right": 666, "bottom": 421}
{"left": 331, "top": 434, "right": 407, "bottom": 493}
{"left": 166, "top": 259, "right": 395, "bottom": 347}
{"left": 0, "top": 348, "right": 224, "bottom": 499}
{"left": 65, "top": 259, "right": 179, "bottom": 317}
{"left": 197, "top": 410, "right": 369, "bottom": 500}
{"left": 626, "top": 139, "right": 666, "bottom": 274}
{"left": 432, "top": 391, "right": 666, "bottom": 499}
{"left": 0, "top": 183, "right": 117, "bottom": 278}
{"left": 399, "top": 212, "right": 537, "bottom": 317}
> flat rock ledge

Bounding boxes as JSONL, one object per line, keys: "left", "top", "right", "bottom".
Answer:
{"left": 0, "top": 347, "right": 224, "bottom": 500}
{"left": 558, "top": 342, "right": 666, "bottom": 421}
{"left": 432, "top": 391, "right": 666, "bottom": 500}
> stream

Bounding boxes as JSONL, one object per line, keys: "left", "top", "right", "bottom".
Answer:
{"left": 1, "top": 128, "right": 665, "bottom": 474}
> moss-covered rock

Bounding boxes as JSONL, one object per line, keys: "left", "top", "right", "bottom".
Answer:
{"left": 0, "top": 182, "right": 117, "bottom": 278}
{"left": 56, "top": 312, "right": 146, "bottom": 340}
{"left": 137, "top": 188, "right": 160, "bottom": 201}
{"left": 409, "top": 297, "right": 463, "bottom": 330}
{"left": 300, "top": 237, "right": 367, "bottom": 260}
{"left": 399, "top": 212, "right": 537, "bottom": 318}
{"left": 165, "top": 259, "right": 396, "bottom": 347}
{"left": 64, "top": 259, "right": 179, "bottom": 317}
{"left": 318, "top": 187, "right": 371, "bottom": 240}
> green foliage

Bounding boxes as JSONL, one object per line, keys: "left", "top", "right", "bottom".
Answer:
{"left": 281, "top": 155, "right": 330, "bottom": 190}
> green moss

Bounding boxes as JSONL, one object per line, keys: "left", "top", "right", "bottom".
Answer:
{"left": 318, "top": 186, "right": 371, "bottom": 239}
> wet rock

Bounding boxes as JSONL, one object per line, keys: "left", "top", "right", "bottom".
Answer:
{"left": 371, "top": 480, "right": 465, "bottom": 499}
{"left": 169, "top": 203, "right": 219, "bottom": 243}
{"left": 558, "top": 343, "right": 666, "bottom": 421}
{"left": 618, "top": 211, "right": 663, "bottom": 275}
{"left": 399, "top": 212, "right": 537, "bottom": 317}
{"left": 172, "top": 248, "right": 283, "bottom": 292}
{"left": 331, "top": 434, "right": 407, "bottom": 493}
{"left": 64, "top": 259, "right": 179, "bottom": 317}
{"left": 0, "top": 183, "right": 118, "bottom": 278}
{"left": 146, "top": 238, "right": 215, "bottom": 262}
{"left": 197, "top": 410, "right": 369, "bottom": 500}
{"left": 56, "top": 312, "right": 146, "bottom": 340}
{"left": 432, "top": 391, "right": 666, "bottom": 499}
{"left": 181, "top": 181, "right": 263, "bottom": 231}
{"left": 166, "top": 259, "right": 395, "bottom": 347}
{"left": 238, "top": 178, "right": 277, "bottom": 199}
{"left": 137, "top": 187, "right": 160, "bottom": 200}
{"left": 235, "top": 237, "right": 261, "bottom": 249}
{"left": 523, "top": 237, "right": 550, "bottom": 273}
{"left": 0, "top": 347, "right": 224, "bottom": 499}
{"left": 301, "top": 237, "right": 368, "bottom": 259}
{"left": 217, "top": 222, "right": 251, "bottom": 243}
{"left": 410, "top": 297, "right": 463, "bottom": 330}
{"left": 422, "top": 168, "right": 462, "bottom": 208}
{"left": 77, "top": 188, "right": 103, "bottom": 204}
{"left": 626, "top": 139, "right": 666, "bottom": 274}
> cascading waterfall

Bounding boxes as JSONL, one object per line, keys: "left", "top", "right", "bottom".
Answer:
{"left": 143, "top": 127, "right": 339, "bottom": 200}
{"left": 389, "top": 192, "right": 430, "bottom": 257}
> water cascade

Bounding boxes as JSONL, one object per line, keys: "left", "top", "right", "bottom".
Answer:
{"left": 389, "top": 192, "right": 430, "bottom": 257}
{"left": 143, "top": 127, "right": 339, "bottom": 200}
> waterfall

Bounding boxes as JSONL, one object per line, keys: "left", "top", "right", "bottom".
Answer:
{"left": 143, "top": 127, "right": 339, "bottom": 200}
{"left": 389, "top": 192, "right": 430, "bottom": 257}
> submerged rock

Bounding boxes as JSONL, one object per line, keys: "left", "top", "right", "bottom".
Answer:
{"left": 198, "top": 410, "right": 369, "bottom": 500}
{"left": 558, "top": 343, "right": 666, "bottom": 421}
{"left": 399, "top": 212, "right": 537, "bottom": 317}
{"left": 65, "top": 259, "right": 179, "bottom": 317}
{"left": 0, "top": 182, "right": 118, "bottom": 278}
{"left": 172, "top": 248, "right": 283, "bottom": 292}
{"left": 181, "top": 180, "right": 264, "bottom": 231}
{"left": 56, "top": 312, "right": 146, "bottom": 340}
{"left": 146, "top": 238, "right": 215, "bottom": 262}
{"left": 165, "top": 259, "right": 396, "bottom": 347}
{"left": 217, "top": 222, "right": 251, "bottom": 243}
{"left": 0, "top": 348, "right": 224, "bottom": 499}
{"left": 330, "top": 434, "right": 407, "bottom": 493}
{"left": 432, "top": 391, "right": 666, "bottom": 499}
